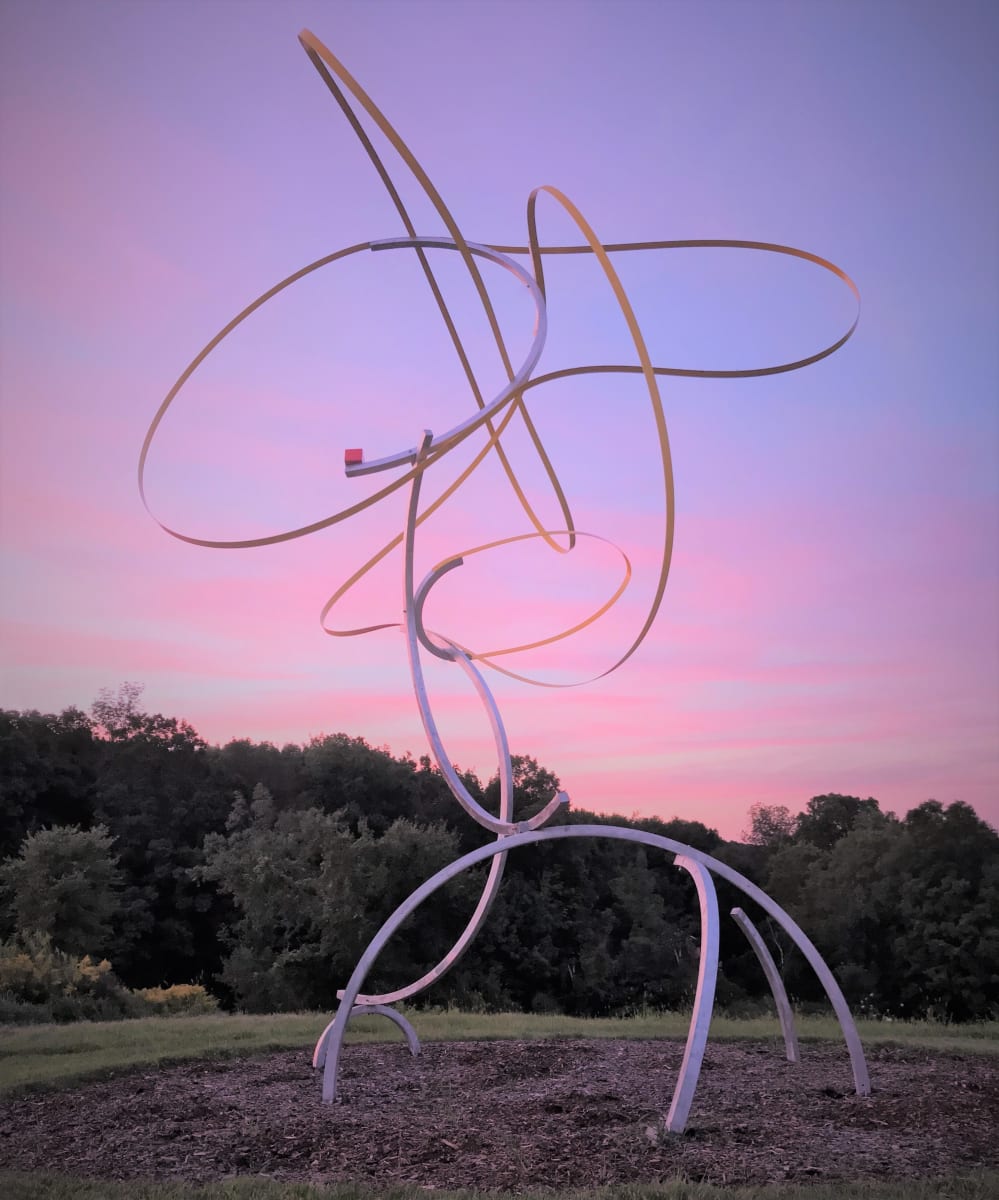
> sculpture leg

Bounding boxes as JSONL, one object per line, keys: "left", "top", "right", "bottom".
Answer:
{"left": 664, "top": 855, "right": 719, "bottom": 1134}
{"left": 730, "top": 906, "right": 799, "bottom": 1063}
{"left": 314, "top": 1003, "right": 419, "bottom": 1071}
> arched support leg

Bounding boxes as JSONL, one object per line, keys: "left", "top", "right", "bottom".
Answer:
{"left": 314, "top": 1003, "right": 420, "bottom": 1070}
{"left": 665, "top": 855, "right": 719, "bottom": 1134}
{"left": 313, "top": 1017, "right": 334, "bottom": 1071}
{"left": 335, "top": 844, "right": 511, "bottom": 1009}
{"left": 316, "top": 825, "right": 870, "bottom": 1104}
{"left": 730, "top": 907, "right": 799, "bottom": 1063}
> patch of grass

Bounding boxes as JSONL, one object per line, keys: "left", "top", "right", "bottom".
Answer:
{"left": 2, "top": 1171, "right": 998, "bottom": 1200}
{"left": 408, "top": 1009, "right": 999, "bottom": 1052}
{"left": 0, "top": 1012, "right": 324, "bottom": 1096}
{"left": 1, "top": 1010, "right": 995, "bottom": 1099}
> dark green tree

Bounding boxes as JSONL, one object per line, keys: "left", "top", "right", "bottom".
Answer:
{"left": 89, "top": 686, "right": 230, "bottom": 987}
{"left": 200, "top": 789, "right": 465, "bottom": 1011}
{"left": 744, "top": 803, "right": 796, "bottom": 848}
{"left": 886, "top": 801, "right": 999, "bottom": 1020}
{"left": 484, "top": 756, "right": 562, "bottom": 827}
{"left": 0, "top": 708, "right": 98, "bottom": 858}
{"left": 1, "top": 824, "right": 122, "bottom": 957}
{"left": 795, "top": 793, "right": 884, "bottom": 850}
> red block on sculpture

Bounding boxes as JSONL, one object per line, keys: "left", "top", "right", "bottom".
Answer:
{"left": 344, "top": 448, "right": 363, "bottom": 466}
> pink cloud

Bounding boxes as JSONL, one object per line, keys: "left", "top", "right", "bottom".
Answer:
{"left": 0, "top": 620, "right": 303, "bottom": 681}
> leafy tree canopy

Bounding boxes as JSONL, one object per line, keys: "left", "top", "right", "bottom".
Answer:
{"left": 0, "top": 824, "right": 122, "bottom": 957}
{"left": 2, "top": 689, "right": 995, "bottom": 1022}
{"left": 795, "top": 793, "right": 885, "bottom": 850}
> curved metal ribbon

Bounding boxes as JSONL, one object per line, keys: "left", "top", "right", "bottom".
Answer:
{"left": 139, "top": 27, "right": 859, "bottom": 685}
{"left": 139, "top": 237, "right": 858, "bottom": 682}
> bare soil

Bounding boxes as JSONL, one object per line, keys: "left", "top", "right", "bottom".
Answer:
{"left": 2, "top": 1039, "right": 997, "bottom": 1191}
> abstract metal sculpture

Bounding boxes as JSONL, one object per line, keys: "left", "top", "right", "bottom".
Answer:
{"left": 141, "top": 29, "right": 868, "bottom": 1131}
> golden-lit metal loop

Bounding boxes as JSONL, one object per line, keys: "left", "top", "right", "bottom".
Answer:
{"left": 138, "top": 238, "right": 545, "bottom": 551}
{"left": 491, "top": 237, "right": 860, "bottom": 380}
{"left": 417, "top": 530, "right": 632, "bottom": 662}
{"left": 141, "top": 28, "right": 861, "bottom": 692}
{"left": 478, "top": 185, "right": 675, "bottom": 689}
{"left": 139, "top": 242, "right": 374, "bottom": 550}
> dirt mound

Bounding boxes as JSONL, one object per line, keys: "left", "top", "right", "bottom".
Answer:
{"left": 2, "top": 1039, "right": 996, "bottom": 1190}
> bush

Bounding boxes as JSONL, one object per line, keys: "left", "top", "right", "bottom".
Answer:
{"left": 134, "top": 984, "right": 219, "bottom": 1016}
{"left": 0, "top": 935, "right": 140, "bottom": 1022}
{"left": 0, "top": 937, "right": 218, "bottom": 1023}
{"left": 0, "top": 994, "right": 56, "bottom": 1024}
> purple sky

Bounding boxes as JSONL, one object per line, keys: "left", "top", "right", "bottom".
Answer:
{"left": 2, "top": 0, "right": 997, "bottom": 839}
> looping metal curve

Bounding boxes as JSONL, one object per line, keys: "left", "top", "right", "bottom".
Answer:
{"left": 139, "top": 28, "right": 859, "bottom": 689}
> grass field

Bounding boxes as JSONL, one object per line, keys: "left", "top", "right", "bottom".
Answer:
{"left": 2, "top": 1009, "right": 997, "bottom": 1099}
{"left": 2, "top": 1012, "right": 997, "bottom": 1200}
{"left": 2, "top": 1170, "right": 999, "bottom": 1200}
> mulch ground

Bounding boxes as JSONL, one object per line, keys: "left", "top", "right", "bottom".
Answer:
{"left": 2, "top": 1039, "right": 997, "bottom": 1191}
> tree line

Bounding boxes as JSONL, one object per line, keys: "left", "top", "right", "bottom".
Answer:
{"left": 1, "top": 685, "right": 996, "bottom": 1021}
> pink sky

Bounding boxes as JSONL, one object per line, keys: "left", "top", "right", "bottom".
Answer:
{"left": 1, "top": 1, "right": 997, "bottom": 840}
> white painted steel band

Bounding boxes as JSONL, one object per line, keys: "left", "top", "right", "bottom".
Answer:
{"left": 665, "top": 856, "right": 719, "bottom": 1133}
{"left": 731, "top": 906, "right": 800, "bottom": 1064}
{"left": 346, "top": 237, "right": 547, "bottom": 479}
{"left": 316, "top": 825, "right": 871, "bottom": 1105}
